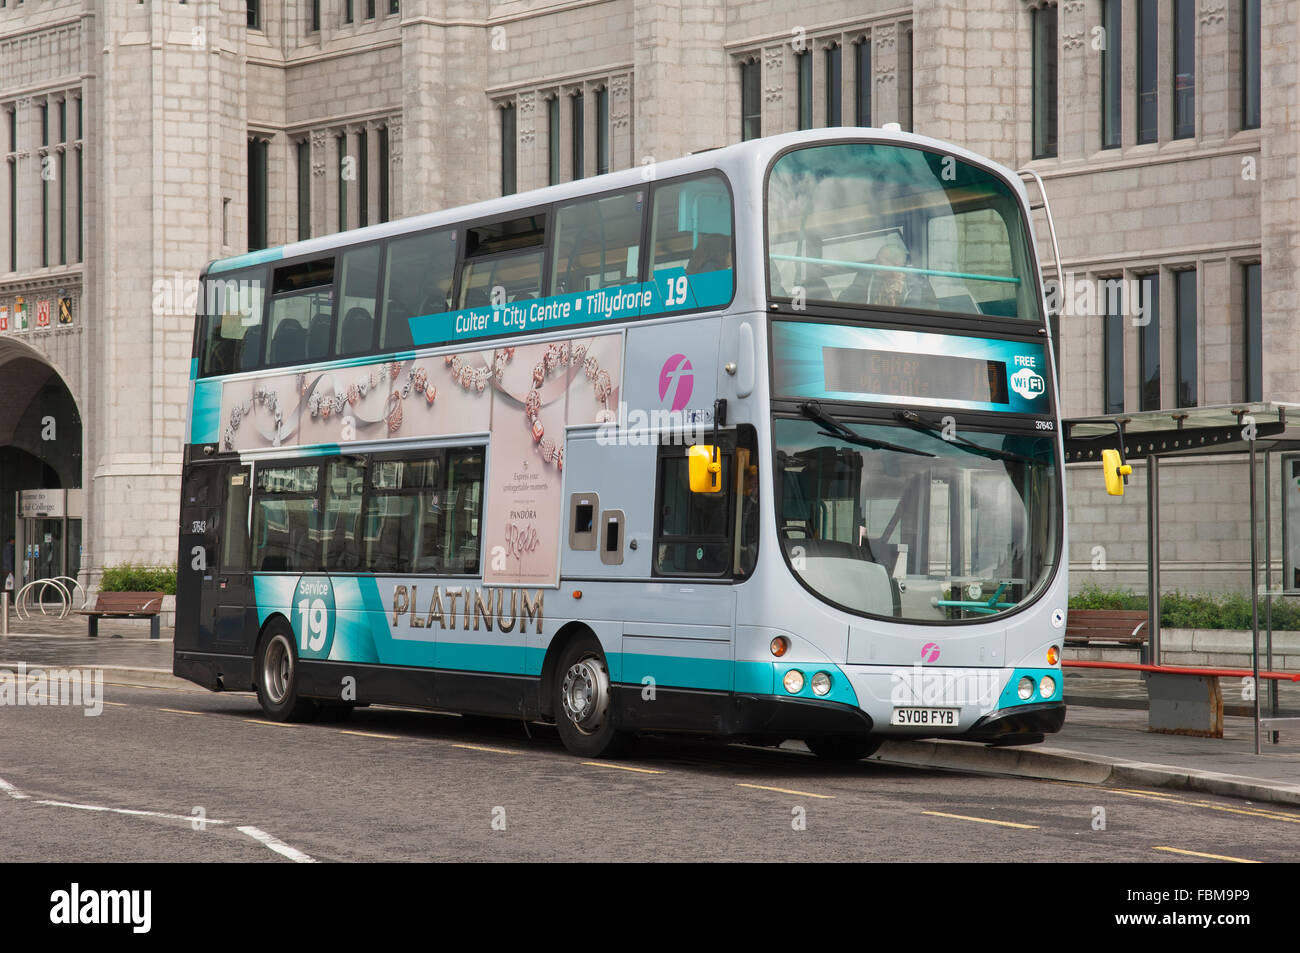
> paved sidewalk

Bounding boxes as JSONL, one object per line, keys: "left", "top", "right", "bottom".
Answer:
{"left": 4, "top": 626, "right": 1300, "bottom": 805}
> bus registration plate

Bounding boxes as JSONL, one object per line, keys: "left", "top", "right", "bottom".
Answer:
{"left": 890, "top": 708, "right": 958, "bottom": 727}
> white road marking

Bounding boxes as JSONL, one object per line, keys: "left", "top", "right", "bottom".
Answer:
{"left": 237, "top": 825, "right": 317, "bottom": 863}
{"left": 2, "top": 773, "right": 315, "bottom": 862}
{"left": 31, "top": 799, "right": 227, "bottom": 825}
{"left": 0, "top": 776, "right": 30, "bottom": 800}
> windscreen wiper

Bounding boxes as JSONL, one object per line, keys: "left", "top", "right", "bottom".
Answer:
{"left": 799, "top": 402, "right": 934, "bottom": 457}
{"left": 893, "top": 411, "right": 1039, "bottom": 465}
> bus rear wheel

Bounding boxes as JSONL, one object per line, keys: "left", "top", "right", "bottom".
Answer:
{"left": 554, "top": 637, "right": 633, "bottom": 758}
{"left": 804, "top": 736, "right": 881, "bottom": 762}
{"left": 255, "top": 623, "right": 318, "bottom": 723}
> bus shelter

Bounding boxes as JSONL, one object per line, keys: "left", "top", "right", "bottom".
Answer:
{"left": 1063, "top": 402, "right": 1300, "bottom": 753}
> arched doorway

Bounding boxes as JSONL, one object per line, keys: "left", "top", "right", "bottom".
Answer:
{"left": 0, "top": 349, "right": 83, "bottom": 595}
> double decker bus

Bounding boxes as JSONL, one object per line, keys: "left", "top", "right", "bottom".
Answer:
{"left": 176, "top": 128, "right": 1067, "bottom": 760}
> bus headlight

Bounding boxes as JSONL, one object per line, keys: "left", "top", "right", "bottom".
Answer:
{"left": 1017, "top": 676, "right": 1035, "bottom": 700}
{"left": 811, "top": 672, "right": 832, "bottom": 696}
{"left": 1039, "top": 676, "right": 1056, "bottom": 699}
{"left": 783, "top": 670, "right": 805, "bottom": 694}
{"left": 770, "top": 636, "right": 789, "bottom": 658}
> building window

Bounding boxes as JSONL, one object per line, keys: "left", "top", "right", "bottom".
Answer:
{"left": 1242, "top": 0, "right": 1261, "bottom": 130}
{"left": 571, "top": 91, "right": 584, "bottom": 180}
{"left": 57, "top": 150, "right": 65, "bottom": 265}
{"left": 825, "top": 44, "right": 842, "bottom": 126}
{"left": 1032, "top": 5, "right": 1058, "bottom": 158}
{"left": 899, "top": 26, "right": 913, "bottom": 132}
{"left": 740, "top": 59, "right": 761, "bottom": 140}
{"left": 390, "top": 0, "right": 399, "bottom": 14}
{"left": 248, "top": 138, "right": 268, "bottom": 251}
{"left": 74, "top": 142, "right": 82, "bottom": 263}
{"left": 297, "top": 140, "right": 311, "bottom": 241}
{"left": 1174, "top": 269, "right": 1197, "bottom": 407}
{"left": 337, "top": 133, "right": 347, "bottom": 232}
{"left": 378, "top": 127, "right": 389, "bottom": 223}
{"left": 310, "top": 0, "right": 320, "bottom": 32}
{"left": 247, "top": 0, "right": 260, "bottom": 29}
{"left": 596, "top": 87, "right": 609, "bottom": 175}
{"left": 501, "top": 103, "right": 517, "bottom": 195}
{"left": 1137, "top": 0, "right": 1158, "bottom": 143}
{"left": 41, "top": 160, "right": 47, "bottom": 267}
{"left": 1101, "top": 0, "right": 1122, "bottom": 149}
{"left": 358, "top": 128, "right": 369, "bottom": 227}
{"left": 855, "top": 39, "right": 871, "bottom": 127}
{"left": 547, "top": 97, "right": 560, "bottom": 185}
{"left": 8, "top": 158, "right": 15, "bottom": 271}
{"left": 1103, "top": 282, "right": 1124, "bottom": 414}
{"left": 365, "top": 0, "right": 375, "bottom": 19}
{"left": 344, "top": 0, "right": 353, "bottom": 25}
{"left": 797, "top": 51, "right": 812, "bottom": 130}
{"left": 1243, "top": 263, "right": 1262, "bottom": 401}
{"left": 1172, "top": 0, "right": 1195, "bottom": 139}
{"left": 1138, "top": 273, "right": 1160, "bottom": 410}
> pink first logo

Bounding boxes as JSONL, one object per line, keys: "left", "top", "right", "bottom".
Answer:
{"left": 920, "top": 642, "right": 941, "bottom": 663}
{"left": 658, "top": 353, "right": 694, "bottom": 412}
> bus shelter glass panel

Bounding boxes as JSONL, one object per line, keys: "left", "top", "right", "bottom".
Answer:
{"left": 775, "top": 417, "right": 1058, "bottom": 622}
{"left": 766, "top": 142, "right": 1040, "bottom": 321}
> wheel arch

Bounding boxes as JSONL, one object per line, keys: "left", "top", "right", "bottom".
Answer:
{"left": 250, "top": 612, "right": 294, "bottom": 690}
{"left": 538, "top": 620, "right": 601, "bottom": 722}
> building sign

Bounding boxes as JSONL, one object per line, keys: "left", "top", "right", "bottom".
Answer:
{"left": 19, "top": 489, "right": 65, "bottom": 518}
{"left": 14, "top": 296, "right": 26, "bottom": 331}
{"left": 35, "top": 299, "right": 50, "bottom": 328}
{"left": 58, "top": 297, "right": 73, "bottom": 325}
{"left": 0, "top": 305, "right": 7, "bottom": 332}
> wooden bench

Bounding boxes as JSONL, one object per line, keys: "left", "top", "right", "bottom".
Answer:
{"left": 78, "top": 591, "right": 164, "bottom": 639}
{"left": 1065, "top": 609, "right": 1149, "bottom": 663}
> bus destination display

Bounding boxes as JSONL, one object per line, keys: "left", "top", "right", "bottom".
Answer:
{"left": 821, "top": 346, "right": 1009, "bottom": 405}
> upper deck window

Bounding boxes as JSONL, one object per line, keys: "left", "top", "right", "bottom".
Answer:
{"left": 767, "top": 142, "right": 1040, "bottom": 322}
{"left": 197, "top": 267, "right": 266, "bottom": 377}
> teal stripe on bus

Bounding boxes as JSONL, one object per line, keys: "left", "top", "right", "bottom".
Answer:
{"left": 190, "top": 379, "right": 223, "bottom": 444}
{"left": 208, "top": 247, "right": 285, "bottom": 274}
{"left": 617, "top": 652, "right": 733, "bottom": 692}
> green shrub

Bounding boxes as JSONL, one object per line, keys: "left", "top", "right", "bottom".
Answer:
{"left": 99, "top": 564, "right": 176, "bottom": 595}
{"left": 1070, "top": 585, "right": 1300, "bottom": 630}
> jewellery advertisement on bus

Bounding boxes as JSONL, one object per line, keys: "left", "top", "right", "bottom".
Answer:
{"left": 215, "top": 331, "right": 623, "bottom": 587}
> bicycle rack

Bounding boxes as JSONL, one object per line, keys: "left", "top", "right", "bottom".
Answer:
{"left": 14, "top": 578, "right": 71, "bottom": 621}
{"left": 50, "top": 575, "right": 87, "bottom": 611}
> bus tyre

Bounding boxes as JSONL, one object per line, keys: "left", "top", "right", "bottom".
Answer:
{"left": 255, "top": 623, "right": 317, "bottom": 723}
{"left": 554, "top": 637, "right": 633, "bottom": 758}
{"left": 804, "top": 736, "right": 882, "bottom": 762}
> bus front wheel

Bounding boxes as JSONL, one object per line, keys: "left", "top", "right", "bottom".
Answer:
{"left": 553, "top": 637, "right": 633, "bottom": 758}
{"left": 255, "top": 623, "right": 317, "bottom": 723}
{"left": 804, "top": 736, "right": 881, "bottom": 762}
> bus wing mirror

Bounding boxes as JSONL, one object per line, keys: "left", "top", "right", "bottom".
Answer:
{"left": 1101, "top": 448, "right": 1132, "bottom": 497}
{"left": 688, "top": 445, "right": 723, "bottom": 493}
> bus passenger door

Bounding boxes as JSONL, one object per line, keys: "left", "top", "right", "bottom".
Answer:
{"left": 176, "top": 462, "right": 252, "bottom": 654}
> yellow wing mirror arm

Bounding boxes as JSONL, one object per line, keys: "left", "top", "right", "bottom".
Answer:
{"left": 688, "top": 399, "right": 728, "bottom": 494}
{"left": 1101, "top": 447, "right": 1132, "bottom": 497}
